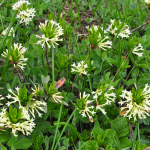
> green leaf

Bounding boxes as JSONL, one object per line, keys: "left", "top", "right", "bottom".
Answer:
{"left": 0, "top": 128, "right": 10, "bottom": 142}
{"left": 111, "top": 117, "right": 129, "bottom": 137}
{"left": 63, "top": 138, "right": 69, "bottom": 147}
{"left": 131, "top": 68, "right": 139, "bottom": 79}
{"left": 34, "top": 2, "right": 41, "bottom": 9}
{"left": 119, "top": 137, "right": 132, "bottom": 148}
{"left": 121, "top": 78, "right": 136, "bottom": 86}
{"left": 7, "top": 134, "right": 18, "bottom": 147}
{"left": 23, "top": 65, "right": 30, "bottom": 76}
{"left": 13, "top": 138, "right": 32, "bottom": 149}
{"left": 41, "top": 3, "right": 47, "bottom": 10}
{"left": 0, "top": 143, "right": 7, "bottom": 150}
{"left": 105, "top": 58, "right": 118, "bottom": 66}
{"left": 82, "top": 129, "right": 87, "bottom": 139}
{"left": 85, "top": 141, "right": 98, "bottom": 150}
{"left": 11, "top": 76, "right": 18, "bottom": 89}
{"left": 41, "top": 75, "right": 50, "bottom": 85}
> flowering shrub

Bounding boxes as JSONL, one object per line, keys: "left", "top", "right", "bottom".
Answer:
{"left": 0, "top": 0, "right": 150, "bottom": 149}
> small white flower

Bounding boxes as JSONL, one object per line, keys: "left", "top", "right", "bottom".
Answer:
{"left": 145, "top": 0, "right": 150, "bottom": 4}
{"left": 0, "top": 107, "right": 35, "bottom": 137}
{"left": 12, "top": 0, "right": 35, "bottom": 25}
{"left": 36, "top": 20, "right": 63, "bottom": 48}
{"left": 107, "top": 19, "right": 131, "bottom": 38}
{"left": 132, "top": 44, "right": 144, "bottom": 57}
{"left": 6, "top": 87, "right": 47, "bottom": 118}
{"left": 1, "top": 43, "right": 28, "bottom": 71}
{"left": 97, "top": 36, "right": 112, "bottom": 51}
{"left": 1, "top": 27, "right": 15, "bottom": 37}
{"left": 71, "top": 61, "right": 88, "bottom": 75}
{"left": 77, "top": 92, "right": 95, "bottom": 119}
{"left": 92, "top": 86, "right": 116, "bottom": 115}
{"left": 119, "top": 84, "right": 150, "bottom": 121}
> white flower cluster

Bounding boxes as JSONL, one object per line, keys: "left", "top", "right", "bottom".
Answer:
{"left": 6, "top": 87, "right": 47, "bottom": 118}
{"left": 86, "top": 25, "right": 112, "bottom": 51}
{"left": 12, "top": 0, "right": 35, "bottom": 25}
{"left": 36, "top": 20, "right": 63, "bottom": 48}
{"left": 1, "top": 27, "right": 15, "bottom": 37}
{"left": 1, "top": 43, "right": 28, "bottom": 70}
{"left": 92, "top": 86, "right": 116, "bottom": 115}
{"left": 71, "top": 61, "right": 88, "bottom": 75}
{"left": 0, "top": 108, "right": 35, "bottom": 137}
{"left": 132, "top": 44, "right": 144, "bottom": 57}
{"left": 78, "top": 92, "right": 96, "bottom": 120}
{"left": 145, "top": 0, "right": 150, "bottom": 4}
{"left": 119, "top": 84, "right": 150, "bottom": 121}
{"left": 97, "top": 36, "right": 112, "bottom": 51}
{"left": 107, "top": 19, "right": 131, "bottom": 38}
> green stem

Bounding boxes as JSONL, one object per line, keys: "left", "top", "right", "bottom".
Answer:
{"left": 132, "top": 120, "right": 138, "bottom": 150}
{"left": 137, "top": 118, "right": 140, "bottom": 141}
{"left": 53, "top": 107, "right": 78, "bottom": 150}
{"left": 88, "top": 47, "right": 92, "bottom": 84}
{"left": 51, "top": 103, "right": 63, "bottom": 150}
{"left": 41, "top": 52, "right": 47, "bottom": 77}
{"left": 87, "top": 75, "right": 92, "bottom": 94}
{"left": 52, "top": 46, "right": 55, "bottom": 81}
{"left": 75, "top": 37, "right": 81, "bottom": 60}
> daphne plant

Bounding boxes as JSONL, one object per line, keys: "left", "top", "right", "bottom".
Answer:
{"left": 86, "top": 25, "right": 112, "bottom": 50}
{"left": 92, "top": 84, "right": 116, "bottom": 115}
{"left": 132, "top": 44, "right": 144, "bottom": 57}
{"left": 1, "top": 43, "right": 28, "bottom": 70}
{"left": 6, "top": 86, "right": 47, "bottom": 118}
{"left": 1, "top": 27, "right": 15, "bottom": 37}
{"left": 107, "top": 19, "right": 131, "bottom": 38}
{"left": 119, "top": 84, "right": 150, "bottom": 121}
{"left": 36, "top": 20, "right": 63, "bottom": 48}
{"left": 45, "top": 81, "right": 68, "bottom": 106}
{"left": 71, "top": 60, "right": 88, "bottom": 76}
{"left": 75, "top": 92, "right": 96, "bottom": 121}
{"left": 12, "top": 0, "right": 36, "bottom": 25}
{"left": 0, "top": 106, "right": 35, "bottom": 137}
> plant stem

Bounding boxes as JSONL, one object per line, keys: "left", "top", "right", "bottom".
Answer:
{"left": 52, "top": 46, "right": 55, "bottom": 81}
{"left": 45, "top": 44, "right": 51, "bottom": 68}
{"left": 137, "top": 118, "right": 140, "bottom": 141}
{"left": 51, "top": 103, "right": 63, "bottom": 150}
{"left": 53, "top": 108, "right": 78, "bottom": 150}
{"left": 132, "top": 120, "right": 138, "bottom": 150}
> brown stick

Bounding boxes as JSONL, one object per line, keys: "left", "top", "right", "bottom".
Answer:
{"left": 131, "top": 21, "right": 150, "bottom": 33}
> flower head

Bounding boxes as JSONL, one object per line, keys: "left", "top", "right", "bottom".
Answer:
{"left": 1, "top": 27, "right": 15, "bottom": 37}
{"left": 12, "top": 0, "right": 35, "bottom": 25}
{"left": 92, "top": 86, "right": 116, "bottom": 115}
{"left": 1, "top": 43, "right": 28, "bottom": 70}
{"left": 145, "top": 0, "right": 150, "bottom": 4}
{"left": 0, "top": 107, "right": 35, "bottom": 137}
{"left": 86, "top": 25, "right": 112, "bottom": 50}
{"left": 107, "top": 19, "right": 131, "bottom": 38}
{"left": 76, "top": 92, "right": 96, "bottom": 120}
{"left": 132, "top": 44, "right": 144, "bottom": 57}
{"left": 71, "top": 61, "right": 88, "bottom": 75}
{"left": 31, "top": 84, "right": 44, "bottom": 96}
{"left": 36, "top": 20, "right": 63, "bottom": 48}
{"left": 6, "top": 86, "right": 47, "bottom": 118}
{"left": 119, "top": 84, "right": 150, "bottom": 121}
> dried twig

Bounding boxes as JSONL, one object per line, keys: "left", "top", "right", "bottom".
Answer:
{"left": 131, "top": 21, "right": 150, "bottom": 33}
